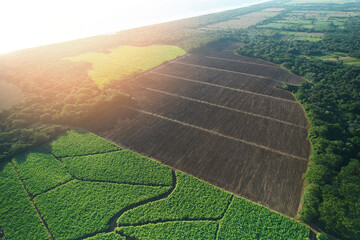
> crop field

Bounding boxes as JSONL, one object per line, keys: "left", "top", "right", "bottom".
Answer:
{"left": 281, "top": 31, "right": 324, "bottom": 41}
{"left": 86, "top": 42, "right": 311, "bottom": 217}
{"left": 307, "top": 52, "right": 360, "bottom": 66}
{"left": 204, "top": 10, "right": 283, "bottom": 30}
{"left": 1, "top": 129, "right": 311, "bottom": 239}
{"left": 0, "top": 80, "right": 24, "bottom": 109}
{"left": 256, "top": 9, "right": 354, "bottom": 32}
{"left": 66, "top": 45, "right": 186, "bottom": 88}
{"left": 286, "top": 0, "right": 357, "bottom": 4}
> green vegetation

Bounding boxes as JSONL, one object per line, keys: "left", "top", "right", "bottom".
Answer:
{"left": 286, "top": 0, "right": 357, "bottom": 4}
{"left": 217, "top": 198, "right": 310, "bottom": 239}
{"left": 118, "top": 171, "right": 232, "bottom": 225}
{"left": 0, "top": 80, "right": 23, "bottom": 110}
{"left": 35, "top": 180, "right": 170, "bottom": 240}
{"left": 12, "top": 150, "right": 71, "bottom": 195}
{"left": 63, "top": 150, "right": 173, "bottom": 186}
{"left": 293, "top": 36, "right": 322, "bottom": 41}
{"left": 308, "top": 52, "right": 360, "bottom": 66}
{"left": 118, "top": 171, "right": 310, "bottom": 240}
{"left": 1, "top": 129, "right": 311, "bottom": 239}
{"left": 117, "top": 221, "right": 218, "bottom": 240}
{"left": 0, "top": 121, "right": 67, "bottom": 163}
{"left": 234, "top": 7, "right": 360, "bottom": 239}
{"left": 66, "top": 45, "right": 186, "bottom": 88}
{"left": 85, "top": 232, "right": 126, "bottom": 240}
{"left": 48, "top": 129, "right": 119, "bottom": 157}
{"left": 0, "top": 163, "right": 50, "bottom": 240}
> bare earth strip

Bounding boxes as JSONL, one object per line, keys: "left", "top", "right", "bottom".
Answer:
{"left": 152, "top": 63, "right": 296, "bottom": 100}
{"left": 150, "top": 72, "right": 296, "bottom": 103}
{"left": 85, "top": 43, "right": 310, "bottom": 217}
{"left": 125, "top": 87, "right": 309, "bottom": 158}
{"left": 175, "top": 55, "right": 304, "bottom": 84}
{"left": 144, "top": 86, "right": 305, "bottom": 129}
{"left": 132, "top": 72, "right": 308, "bottom": 127}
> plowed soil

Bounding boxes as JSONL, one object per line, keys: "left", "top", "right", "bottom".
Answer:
{"left": 85, "top": 42, "right": 311, "bottom": 217}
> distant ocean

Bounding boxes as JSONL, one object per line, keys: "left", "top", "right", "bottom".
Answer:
{"left": 0, "top": 0, "right": 270, "bottom": 54}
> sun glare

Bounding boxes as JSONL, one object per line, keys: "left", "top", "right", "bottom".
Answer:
{"left": 0, "top": 0, "right": 157, "bottom": 54}
{"left": 0, "top": 0, "right": 260, "bottom": 54}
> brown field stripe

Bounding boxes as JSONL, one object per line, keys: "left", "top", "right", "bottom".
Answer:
{"left": 123, "top": 106, "right": 308, "bottom": 162}
{"left": 143, "top": 87, "right": 306, "bottom": 129}
{"left": 150, "top": 72, "right": 297, "bottom": 104}
{"left": 173, "top": 61, "right": 299, "bottom": 86}
{"left": 205, "top": 56, "right": 279, "bottom": 69}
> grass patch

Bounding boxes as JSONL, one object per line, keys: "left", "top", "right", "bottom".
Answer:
{"left": 12, "top": 150, "right": 72, "bottom": 196}
{"left": 0, "top": 163, "right": 50, "bottom": 240}
{"left": 117, "top": 221, "right": 218, "bottom": 240}
{"left": 278, "top": 20, "right": 313, "bottom": 24}
{"left": 286, "top": 0, "right": 357, "bottom": 4}
{"left": 118, "top": 171, "right": 311, "bottom": 239}
{"left": 34, "top": 180, "right": 170, "bottom": 240}
{"left": 307, "top": 52, "right": 360, "bottom": 66}
{"left": 48, "top": 129, "right": 119, "bottom": 157}
{"left": 343, "top": 58, "right": 360, "bottom": 66}
{"left": 117, "top": 171, "right": 232, "bottom": 225}
{"left": 66, "top": 45, "right": 186, "bottom": 88}
{"left": 217, "top": 198, "right": 310, "bottom": 239}
{"left": 292, "top": 36, "right": 323, "bottom": 42}
{"left": 63, "top": 150, "right": 173, "bottom": 186}
{"left": 84, "top": 232, "right": 125, "bottom": 240}
{"left": 257, "top": 22, "right": 291, "bottom": 29}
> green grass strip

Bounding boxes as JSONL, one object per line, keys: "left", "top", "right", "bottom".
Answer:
{"left": 63, "top": 150, "right": 173, "bottom": 186}
{"left": 217, "top": 197, "right": 310, "bottom": 239}
{"left": 48, "top": 129, "right": 119, "bottom": 157}
{"left": 117, "top": 221, "right": 218, "bottom": 240}
{"left": 12, "top": 149, "right": 72, "bottom": 196}
{"left": 0, "top": 163, "right": 50, "bottom": 240}
{"left": 84, "top": 232, "right": 125, "bottom": 240}
{"left": 117, "top": 171, "right": 232, "bottom": 225}
{"left": 34, "top": 180, "right": 170, "bottom": 240}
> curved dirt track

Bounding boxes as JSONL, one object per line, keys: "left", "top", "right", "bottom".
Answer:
{"left": 86, "top": 41, "right": 311, "bottom": 217}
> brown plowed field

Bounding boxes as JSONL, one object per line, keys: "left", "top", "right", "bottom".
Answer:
{"left": 85, "top": 42, "right": 311, "bottom": 217}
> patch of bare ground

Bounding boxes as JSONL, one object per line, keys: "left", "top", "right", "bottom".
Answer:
{"left": 85, "top": 42, "right": 311, "bottom": 217}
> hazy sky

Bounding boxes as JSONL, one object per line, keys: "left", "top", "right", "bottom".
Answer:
{"left": 0, "top": 0, "right": 268, "bottom": 54}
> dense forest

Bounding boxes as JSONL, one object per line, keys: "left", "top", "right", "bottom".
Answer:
{"left": 233, "top": 11, "right": 360, "bottom": 240}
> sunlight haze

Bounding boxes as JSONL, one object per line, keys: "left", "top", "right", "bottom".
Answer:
{"left": 0, "top": 0, "right": 268, "bottom": 54}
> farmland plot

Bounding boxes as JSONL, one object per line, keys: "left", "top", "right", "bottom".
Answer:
{"left": 86, "top": 42, "right": 311, "bottom": 217}
{"left": 1, "top": 129, "right": 310, "bottom": 239}
{"left": 204, "top": 10, "right": 283, "bottom": 30}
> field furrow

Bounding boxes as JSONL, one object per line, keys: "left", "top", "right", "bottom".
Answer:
{"left": 126, "top": 87, "right": 310, "bottom": 158}
{"left": 145, "top": 86, "right": 304, "bottom": 129}
{"left": 153, "top": 63, "right": 295, "bottom": 100}
{"left": 176, "top": 54, "right": 305, "bottom": 84}
{"left": 149, "top": 72, "right": 296, "bottom": 103}
{"left": 174, "top": 61, "right": 296, "bottom": 85}
{"left": 129, "top": 73, "right": 308, "bottom": 127}
{"left": 205, "top": 56, "right": 280, "bottom": 69}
